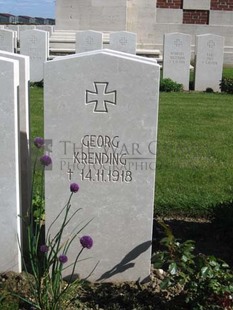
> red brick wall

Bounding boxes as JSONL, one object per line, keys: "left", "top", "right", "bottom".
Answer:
{"left": 211, "top": 0, "right": 233, "bottom": 11}
{"left": 183, "top": 10, "right": 209, "bottom": 24}
{"left": 156, "top": 0, "right": 183, "bottom": 9}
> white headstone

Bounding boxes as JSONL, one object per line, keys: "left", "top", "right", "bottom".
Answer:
{"left": 36, "top": 25, "right": 54, "bottom": 35}
{"left": 20, "top": 29, "right": 49, "bottom": 82}
{"left": 0, "top": 51, "right": 31, "bottom": 228}
{"left": 109, "top": 31, "right": 137, "bottom": 54}
{"left": 163, "top": 33, "right": 191, "bottom": 90}
{"left": 0, "top": 56, "right": 21, "bottom": 272}
{"left": 76, "top": 30, "right": 103, "bottom": 53}
{"left": 5, "top": 25, "right": 20, "bottom": 39}
{"left": 44, "top": 50, "right": 160, "bottom": 282}
{"left": 0, "top": 29, "right": 15, "bottom": 53}
{"left": 194, "top": 34, "right": 224, "bottom": 92}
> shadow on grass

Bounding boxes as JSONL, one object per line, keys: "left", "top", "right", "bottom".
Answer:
{"left": 153, "top": 200, "right": 233, "bottom": 268}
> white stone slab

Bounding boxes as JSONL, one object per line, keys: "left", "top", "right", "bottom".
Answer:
{"left": 0, "top": 56, "right": 21, "bottom": 272}
{"left": 0, "top": 29, "right": 15, "bottom": 53}
{"left": 183, "top": 0, "right": 210, "bottom": 10}
{"left": 0, "top": 51, "right": 31, "bottom": 226}
{"left": 109, "top": 31, "right": 137, "bottom": 54}
{"left": 194, "top": 34, "right": 224, "bottom": 92}
{"left": 76, "top": 30, "right": 103, "bottom": 53}
{"left": 163, "top": 33, "right": 191, "bottom": 90}
{"left": 209, "top": 11, "right": 233, "bottom": 26}
{"left": 20, "top": 29, "right": 49, "bottom": 82}
{"left": 156, "top": 9, "right": 183, "bottom": 24}
{"left": 127, "top": 0, "right": 156, "bottom": 45}
{"left": 44, "top": 50, "right": 160, "bottom": 283}
{"left": 56, "top": 0, "right": 127, "bottom": 31}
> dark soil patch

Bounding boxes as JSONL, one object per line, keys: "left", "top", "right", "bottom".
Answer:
{"left": 1, "top": 217, "right": 232, "bottom": 309}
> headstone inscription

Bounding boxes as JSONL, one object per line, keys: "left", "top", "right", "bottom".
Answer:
{"left": 76, "top": 30, "right": 103, "bottom": 53}
{"left": 194, "top": 34, "right": 224, "bottom": 92}
{"left": 44, "top": 50, "right": 160, "bottom": 282}
{"left": 0, "top": 56, "right": 21, "bottom": 272}
{"left": 0, "top": 29, "right": 15, "bottom": 53}
{"left": 109, "top": 31, "right": 137, "bottom": 54}
{"left": 0, "top": 51, "right": 31, "bottom": 236}
{"left": 20, "top": 29, "right": 49, "bottom": 82}
{"left": 163, "top": 33, "right": 191, "bottom": 90}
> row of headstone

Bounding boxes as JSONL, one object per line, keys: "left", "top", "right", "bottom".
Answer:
{"left": 0, "top": 46, "right": 160, "bottom": 282}
{"left": 3, "top": 25, "right": 54, "bottom": 38}
{"left": 163, "top": 33, "right": 224, "bottom": 92}
{"left": 0, "top": 28, "right": 137, "bottom": 81}
{"left": 0, "top": 28, "right": 49, "bottom": 82}
{"left": 76, "top": 30, "right": 137, "bottom": 54}
{"left": 0, "top": 51, "right": 30, "bottom": 273}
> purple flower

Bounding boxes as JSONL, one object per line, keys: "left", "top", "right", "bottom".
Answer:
{"left": 58, "top": 254, "right": 68, "bottom": 264}
{"left": 40, "top": 245, "right": 49, "bottom": 253}
{"left": 70, "top": 183, "right": 80, "bottom": 193}
{"left": 40, "top": 155, "right": 52, "bottom": 166}
{"left": 34, "top": 137, "right": 44, "bottom": 148}
{"left": 80, "top": 236, "right": 93, "bottom": 249}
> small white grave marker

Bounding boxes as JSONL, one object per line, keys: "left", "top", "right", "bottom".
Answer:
{"left": 76, "top": 30, "right": 103, "bottom": 53}
{"left": 20, "top": 29, "right": 49, "bottom": 82}
{"left": 109, "top": 31, "right": 137, "bottom": 54}
{"left": 163, "top": 33, "right": 192, "bottom": 90}
{"left": 194, "top": 34, "right": 224, "bottom": 91}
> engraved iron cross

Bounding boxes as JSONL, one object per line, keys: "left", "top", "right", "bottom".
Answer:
{"left": 86, "top": 82, "right": 116, "bottom": 113}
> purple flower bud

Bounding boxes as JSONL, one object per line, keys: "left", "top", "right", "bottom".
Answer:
{"left": 58, "top": 254, "right": 68, "bottom": 264}
{"left": 34, "top": 137, "right": 44, "bottom": 148}
{"left": 40, "top": 245, "right": 49, "bottom": 253}
{"left": 40, "top": 155, "right": 52, "bottom": 166}
{"left": 70, "top": 183, "right": 80, "bottom": 193}
{"left": 80, "top": 236, "right": 93, "bottom": 249}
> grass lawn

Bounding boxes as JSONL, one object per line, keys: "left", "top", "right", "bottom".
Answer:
{"left": 30, "top": 87, "right": 233, "bottom": 218}
{"left": 156, "top": 92, "right": 233, "bottom": 217}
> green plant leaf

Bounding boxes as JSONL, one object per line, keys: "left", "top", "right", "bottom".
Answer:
{"left": 168, "top": 262, "right": 178, "bottom": 275}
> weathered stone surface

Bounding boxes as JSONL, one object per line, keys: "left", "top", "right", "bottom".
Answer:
{"left": 56, "top": 0, "right": 127, "bottom": 31}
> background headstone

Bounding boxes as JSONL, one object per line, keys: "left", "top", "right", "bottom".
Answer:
{"left": 0, "top": 29, "right": 15, "bottom": 53}
{"left": 76, "top": 30, "right": 103, "bottom": 53}
{"left": 109, "top": 31, "right": 137, "bottom": 54}
{"left": 194, "top": 34, "right": 224, "bottom": 91}
{"left": 163, "top": 32, "right": 191, "bottom": 90}
{"left": 0, "top": 56, "right": 21, "bottom": 272}
{"left": 44, "top": 50, "right": 160, "bottom": 282}
{"left": 36, "top": 25, "right": 54, "bottom": 35}
{"left": 20, "top": 29, "right": 49, "bottom": 82}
